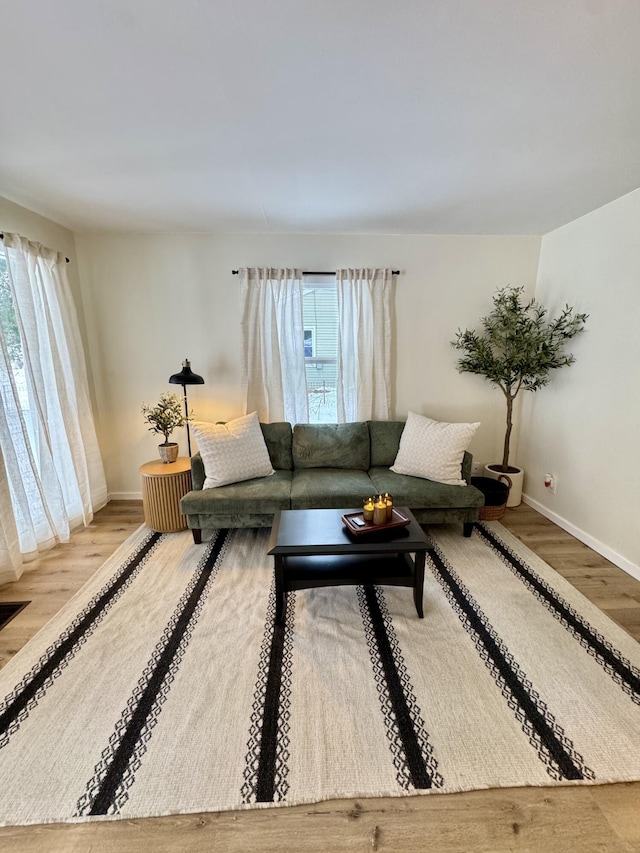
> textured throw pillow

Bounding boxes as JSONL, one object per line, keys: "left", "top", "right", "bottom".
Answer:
{"left": 192, "top": 412, "right": 275, "bottom": 489}
{"left": 391, "top": 411, "right": 480, "bottom": 486}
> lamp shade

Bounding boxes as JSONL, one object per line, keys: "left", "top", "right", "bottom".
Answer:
{"left": 168, "top": 359, "right": 204, "bottom": 386}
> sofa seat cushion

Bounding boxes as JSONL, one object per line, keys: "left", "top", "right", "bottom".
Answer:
{"left": 368, "top": 467, "right": 484, "bottom": 509}
{"left": 181, "top": 470, "right": 292, "bottom": 516}
{"left": 290, "top": 468, "right": 375, "bottom": 510}
{"left": 292, "top": 422, "right": 370, "bottom": 471}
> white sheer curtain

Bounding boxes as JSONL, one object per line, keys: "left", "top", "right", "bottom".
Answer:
{"left": 240, "top": 268, "right": 309, "bottom": 424}
{"left": 336, "top": 268, "right": 392, "bottom": 422}
{"left": 0, "top": 447, "right": 21, "bottom": 583}
{"left": 0, "top": 233, "right": 107, "bottom": 582}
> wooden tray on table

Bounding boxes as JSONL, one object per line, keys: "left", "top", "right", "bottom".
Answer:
{"left": 342, "top": 508, "right": 411, "bottom": 536}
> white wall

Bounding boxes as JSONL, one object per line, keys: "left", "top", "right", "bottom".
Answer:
{"left": 519, "top": 189, "right": 640, "bottom": 576}
{"left": 74, "top": 232, "right": 540, "bottom": 496}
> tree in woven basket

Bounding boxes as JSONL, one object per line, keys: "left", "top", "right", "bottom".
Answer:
{"left": 451, "top": 286, "right": 588, "bottom": 472}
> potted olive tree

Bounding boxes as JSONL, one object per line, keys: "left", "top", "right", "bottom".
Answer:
{"left": 451, "top": 286, "right": 587, "bottom": 506}
{"left": 141, "top": 391, "right": 190, "bottom": 463}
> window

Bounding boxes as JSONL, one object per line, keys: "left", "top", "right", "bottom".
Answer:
{"left": 0, "top": 254, "right": 36, "bottom": 457}
{"left": 240, "top": 267, "right": 391, "bottom": 425}
{"left": 0, "top": 254, "right": 20, "bottom": 369}
{"left": 303, "top": 276, "right": 337, "bottom": 423}
{"left": 0, "top": 233, "right": 107, "bottom": 577}
{"left": 303, "top": 328, "right": 315, "bottom": 358}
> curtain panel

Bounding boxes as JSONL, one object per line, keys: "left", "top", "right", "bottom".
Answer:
{"left": 240, "top": 268, "right": 309, "bottom": 424}
{"left": 0, "top": 233, "right": 107, "bottom": 582}
{"left": 336, "top": 268, "right": 392, "bottom": 422}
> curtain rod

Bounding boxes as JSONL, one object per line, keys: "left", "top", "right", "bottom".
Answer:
{"left": 0, "top": 233, "right": 70, "bottom": 263}
{"left": 232, "top": 269, "right": 400, "bottom": 276}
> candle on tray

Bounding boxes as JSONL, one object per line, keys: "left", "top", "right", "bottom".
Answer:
{"left": 363, "top": 497, "right": 375, "bottom": 522}
{"left": 373, "top": 495, "right": 387, "bottom": 525}
{"left": 385, "top": 492, "right": 393, "bottom": 521}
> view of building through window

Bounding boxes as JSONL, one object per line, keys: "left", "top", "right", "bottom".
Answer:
{"left": 303, "top": 277, "right": 337, "bottom": 423}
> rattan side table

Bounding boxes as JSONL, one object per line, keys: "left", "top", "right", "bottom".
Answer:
{"left": 139, "top": 457, "right": 192, "bottom": 532}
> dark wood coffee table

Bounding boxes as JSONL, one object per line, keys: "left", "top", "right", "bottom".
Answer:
{"left": 267, "top": 507, "right": 433, "bottom": 624}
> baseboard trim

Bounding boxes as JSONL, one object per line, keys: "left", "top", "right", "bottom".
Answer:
{"left": 108, "top": 492, "right": 142, "bottom": 501}
{"left": 522, "top": 493, "right": 640, "bottom": 582}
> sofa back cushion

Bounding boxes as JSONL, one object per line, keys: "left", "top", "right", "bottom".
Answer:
{"left": 367, "top": 421, "right": 406, "bottom": 467}
{"left": 261, "top": 422, "right": 293, "bottom": 470}
{"left": 292, "top": 422, "right": 370, "bottom": 470}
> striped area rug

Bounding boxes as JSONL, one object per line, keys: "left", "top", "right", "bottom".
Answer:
{"left": 1, "top": 521, "right": 640, "bottom": 826}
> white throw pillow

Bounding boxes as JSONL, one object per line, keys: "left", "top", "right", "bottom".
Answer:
{"left": 192, "top": 412, "right": 275, "bottom": 489}
{"left": 391, "top": 411, "right": 480, "bottom": 486}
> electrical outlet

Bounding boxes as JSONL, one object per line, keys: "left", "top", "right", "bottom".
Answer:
{"left": 544, "top": 473, "right": 557, "bottom": 494}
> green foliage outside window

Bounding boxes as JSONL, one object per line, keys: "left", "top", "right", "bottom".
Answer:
{"left": 0, "top": 259, "right": 24, "bottom": 369}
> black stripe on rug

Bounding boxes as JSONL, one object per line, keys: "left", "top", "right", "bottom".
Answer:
{"left": 358, "top": 584, "right": 443, "bottom": 791}
{"left": 428, "top": 545, "right": 594, "bottom": 782}
{"left": 474, "top": 524, "right": 640, "bottom": 705}
{"left": 0, "top": 531, "right": 163, "bottom": 750}
{"left": 241, "top": 580, "right": 295, "bottom": 804}
{"left": 76, "top": 529, "right": 231, "bottom": 816}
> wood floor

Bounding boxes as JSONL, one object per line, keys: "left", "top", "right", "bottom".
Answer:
{"left": 1, "top": 501, "right": 639, "bottom": 853}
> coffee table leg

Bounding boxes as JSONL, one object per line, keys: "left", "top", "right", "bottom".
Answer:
{"left": 274, "top": 555, "right": 285, "bottom": 624}
{"left": 413, "top": 551, "right": 425, "bottom": 618}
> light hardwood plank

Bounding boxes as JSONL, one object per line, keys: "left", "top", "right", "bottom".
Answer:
{"left": 0, "top": 788, "right": 637, "bottom": 853}
{"left": 0, "top": 500, "right": 639, "bottom": 853}
{"left": 590, "top": 783, "right": 640, "bottom": 846}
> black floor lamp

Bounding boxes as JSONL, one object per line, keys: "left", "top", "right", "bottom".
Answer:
{"left": 168, "top": 359, "right": 204, "bottom": 457}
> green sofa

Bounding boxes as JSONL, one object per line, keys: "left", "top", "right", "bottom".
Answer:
{"left": 180, "top": 420, "right": 484, "bottom": 543}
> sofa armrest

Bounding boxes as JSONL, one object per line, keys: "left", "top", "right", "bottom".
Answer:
{"left": 190, "top": 452, "right": 206, "bottom": 490}
{"left": 462, "top": 451, "right": 472, "bottom": 484}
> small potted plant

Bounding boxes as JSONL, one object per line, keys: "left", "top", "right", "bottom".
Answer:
{"left": 141, "top": 391, "right": 190, "bottom": 463}
{"left": 451, "top": 286, "right": 587, "bottom": 505}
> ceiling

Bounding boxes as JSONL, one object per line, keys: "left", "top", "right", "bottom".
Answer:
{"left": 1, "top": 0, "right": 640, "bottom": 235}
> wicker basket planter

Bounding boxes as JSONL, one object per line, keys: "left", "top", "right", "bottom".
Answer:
{"left": 471, "top": 475, "right": 512, "bottom": 521}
